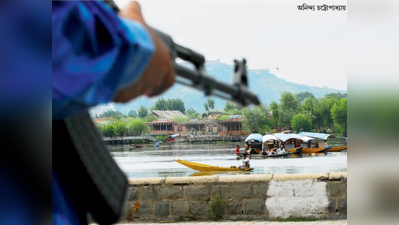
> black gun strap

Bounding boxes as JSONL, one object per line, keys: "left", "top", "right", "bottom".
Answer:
{"left": 53, "top": 112, "right": 129, "bottom": 225}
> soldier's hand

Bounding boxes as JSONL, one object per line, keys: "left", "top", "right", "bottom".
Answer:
{"left": 113, "top": 1, "right": 174, "bottom": 102}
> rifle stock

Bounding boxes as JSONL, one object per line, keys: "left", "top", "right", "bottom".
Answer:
{"left": 105, "top": 0, "right": 260, "bottom": 106}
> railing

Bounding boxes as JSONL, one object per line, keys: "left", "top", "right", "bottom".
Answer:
{"left": 103, "top": 136, "right": 156, "bottom": 142}
{"left": 219, "top": 131, "right": 250, "bottom": 136}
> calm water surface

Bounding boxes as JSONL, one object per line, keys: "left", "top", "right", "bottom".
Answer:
{"left": 111, "top": 142, "right": 347, "bottom": 178}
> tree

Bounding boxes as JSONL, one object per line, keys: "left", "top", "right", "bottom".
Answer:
{"left": 269, "top": 101, "right": 280, "bottom": 129}
{"left": 154, "top": 98, "right": 167, "bottom": 110}
{"left": 224, "top": 102, "right": 242, "bottom": 115}
{"left": 144, "top": 115, "right": 158, "bottom": 122}
{"left": 97, "top": 110, "right": 125, "bottom": 119}
{"left": 291, "top": 113, "right": 312, "bottom": 133}
{"left": 167, "top": 98, "right": 186, "bottom": 113}
{"left": 137, "top": 106, "right": 148, "bottom": 118}
{"left": 331, "top": 98, "right": 347, "bottom": 136}
{"left": 99, "top": 123, "right": 115, "bottom": 137}
{"left": 297, "top": 91, "right": 315, "bottom": 103}
{"left": 318, "top": 95, "right": 341, "bottom": 129}
{"left": 259, "top": 124, "right": 272, "bottom": 135}
{"left": 153, "top": 98, "right": 186, "bottom": 113}
{"left": 204, "top": 102, "right": 209, "bottom": 111}
{"left": 128, "top": 109, "right": 137, "bottom": 117}
{"left": 279, "top": 92, "right": 300, "bottom": 128}
{"left": 301, "top": 96, "right": 322, "bottom": 130}
{"left": 113, "top": 121, "right": 127, "bottom": 137}
{"left": 186, "top": 107, "right": 201, "bottom": 120}
{"left": 208, "top": 98, "right": 215, "bottom": 109}
{"left": 204, "top": 98, "right": 215, "bottom": 111}
{"left": 241, "top": 106, "right": 270, "bottom": 132}
{"left": 128, "top": 119, "right": 148, "bottom": 136}
{"left": 171, "top": 116, "right": 189, "bottom": 122}
{"left": 325, "top": 92, "right": 347, "bottom": 99}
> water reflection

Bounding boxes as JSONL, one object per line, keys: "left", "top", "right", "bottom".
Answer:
{"left": 111, "top": 142, "right": 347, "bottom": 178}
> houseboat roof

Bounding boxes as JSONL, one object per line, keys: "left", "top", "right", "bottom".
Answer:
{"left": 299, "top": 132, "right": 331, "bottom": 140}
{"left": 245, "top": 133, "right": 263, "bottom": 143}
{"left": 151, "top": 110, "right": 187, "bottom": 120}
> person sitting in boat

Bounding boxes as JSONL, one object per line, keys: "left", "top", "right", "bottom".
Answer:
{"left": 276, "top": 144, "right": 286, "bottom": 154}
{"left": 235, "top": 145, "right": 241, "bottom": 155}
{"left": 268, "top": 149, "right": 276, "bottom": 155}
{"left": 239, "top": 153, "right": 250, "bottom": 169}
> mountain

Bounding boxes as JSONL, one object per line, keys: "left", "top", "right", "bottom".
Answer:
{"left": 91, "top": 60, "right": 346, "bottom": 115}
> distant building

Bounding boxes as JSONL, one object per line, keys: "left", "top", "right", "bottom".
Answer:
{"left": 146, "top": 120, "right": 187, "bottom": 135}
{"left": 184, "top": 120, "right": 220, "bottom": 136}
{"left": 218, "top": 115, "right": 249, "bottom": 136}
{"left": 92, "top": 117, "right": 115, "bottom": 125}
{"left": 146, "top": 110, "right": 188, "bottom": 135}
{"left": 202, "top": 111, "right": 228, "bottom": 120}
{"left": 150, "top": 110, "right": 187, "bottom": 120}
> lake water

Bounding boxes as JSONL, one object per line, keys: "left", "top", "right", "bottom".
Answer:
{"left": 111, "top": 142, "right": 347, "bottom": 178}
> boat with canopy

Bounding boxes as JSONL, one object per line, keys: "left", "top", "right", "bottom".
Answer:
{"left": 273, "top": 133, "right": 327, "bottom": 154}
{"left": 244, "top": 133, "right": 263, "bottom": 154}
{"left": 299, "top": 132, "right": 347, "bottom": 152}
{"left": 260, "top": 134, "right": 302, "bottom": 156}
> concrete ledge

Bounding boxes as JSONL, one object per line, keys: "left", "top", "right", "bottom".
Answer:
{"left": 272, "top": 173, "right": 329, "bottom": 181}
{"left": 128, "top": 172, "right": 346, "bottom": 185}
{"left": 218, "top": 174, "right": 272, "bottom": 183}
{"left": 165, "top": 175, "right": 219, "bottom": 184}
{"left": 329, "top": 172, "right": 347, "bottom": 180}
{"left": 128, "top": 177, "right": 165, "bottom": 185}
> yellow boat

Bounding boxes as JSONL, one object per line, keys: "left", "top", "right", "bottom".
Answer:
{"left": 174, "top": 159, "right": 254, "bottom": 172}
{"left": 288, "top": 147, "right": 326, "bottom": 154}
{"left": 327, "top": 146, "right": 347, "bottom": 152}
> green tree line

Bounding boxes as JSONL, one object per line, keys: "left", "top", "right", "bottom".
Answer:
{"left": 94, "top": 92, "right": 347, "bottom": 137}
{"left": 241, "top": 91, "right": 347, "bottom": 136}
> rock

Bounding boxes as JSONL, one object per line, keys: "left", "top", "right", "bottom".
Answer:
{"left": 172, "top": 201, "right": 189, "bottom": 216}
{"left": 135, "top": 201, "right": 153, "bottom": 216}
{"left": 224, "top": 200, "right": 241, "bottom": 215}
{"left": 190, "top": 202, "right": 207, "bottom": 216}
{"left": 211, "top": 185, "right": 232, "bottom": 200}
{"left": 140, "top": 186, "right": 161, "bottom": 201}
{"left": 327, "top": 182, "right": 344, "bottom": 197}
{"left": 243, "top": 199, "right": 265, "bottom": 215}
{"left": 255, "top": 183, "right": 269, "bottom": 198}
{"left": 154, "top": 201, "right": 170, "bottom": 217}
{"left": 231, "top": 184, "right": 253, "bottom": 199}
{"left": 328, "top": 199, "right": 338, "bottom": 213}
{"left": 162, "top": 186, "right": 183, "bottom": 199}
{"left": 338, "top": 198, "right": 347, "bottom": 214}
{"left": 184, "top": 185, "right": 210, "bottom": 201}
{"left": 128, "top": 188, "right": 139, "bottom": 201}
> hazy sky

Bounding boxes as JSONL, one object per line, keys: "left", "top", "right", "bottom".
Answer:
{"left": 115, "top": 0, "right": 347, "bottom": 90}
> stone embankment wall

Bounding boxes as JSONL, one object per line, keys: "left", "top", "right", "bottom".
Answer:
{"left": 125, "top": 172, "right": 347, "bottom": 221}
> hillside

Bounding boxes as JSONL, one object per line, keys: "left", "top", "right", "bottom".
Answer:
{"left": 91, "top": 61, "right": 346, "bottom": 115}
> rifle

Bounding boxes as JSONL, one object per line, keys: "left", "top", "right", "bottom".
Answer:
{"left": 105, "top": 1, "right": 260, "bottom": 107}
{"left": 54, "top": 2, "right": 261, "bottom": 225}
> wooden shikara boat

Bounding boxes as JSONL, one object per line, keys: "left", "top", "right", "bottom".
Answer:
{"left": 298, "top": 132, "right": 347, "bottom": 153}
{"left": 261, "top": 147, "right": 302, "bottom": 157}
{"left": 327, "top": 146, "right": 347, "bottom": 152}
{"left": 174, "top": 159, "right": 254, "bottom": 172}
{"left": 291, "top": 147, "right": 327, "bottom": 154}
